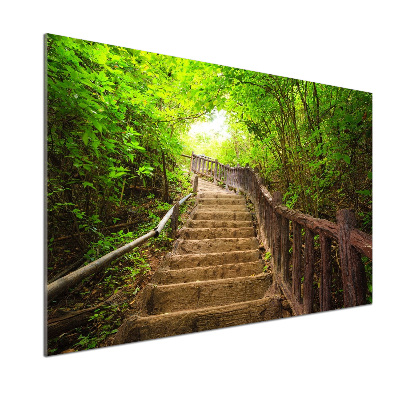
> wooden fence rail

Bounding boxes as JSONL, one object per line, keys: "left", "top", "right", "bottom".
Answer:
{"left": 47, "top": 193, "right": 193, "bottom": 302}
{"left": 190, "top": 152, "right": 372, "bottom": 315}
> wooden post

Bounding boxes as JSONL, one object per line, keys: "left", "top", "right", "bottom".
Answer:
{"left": 259, "top": 195, "right": 266, "bottom": 244}
{"left": 190, "top": 151, "right": 194, "bottom": 172}
{"left": 214, "top": 159, "right": 218, "bottom": 183}
{"left": 303, "top": 228, "right": 315, "bottom": 314}
{"left": 252, "top": 172, "right": 256, "bottom": 205}
{"left": 268, "top": 202, "right": 273, "bottom": 251}
{"left": 292, "top": 221, "right": 302, "bottom": 302}
{"left": 319, "top": 234, "right": 332, "bottom": 311}
{"left": 245, "top": 164, "right": 249, "bottom": 192}
{"left": 272, "top": 192, "right": 283, "bottom": 275}
{"left": 281, "top": 217, "right": 290, "bottom": 282}
{"left": 193, "top": 175, "right": 198, "bottom": 194}
{"left": 234, "top": 167, "right": 237, "bottom": 188}
{"left": 263, "top": 197, "right": 269, "bottom": 247}
{"left": 170, "top": 202, "right": 179, "bottom": 238}
{"left": 265, "top": 200, "right": 270, "bottom": 249}
{"left": 337, "top": 209, "right": 367, "bottom": 307}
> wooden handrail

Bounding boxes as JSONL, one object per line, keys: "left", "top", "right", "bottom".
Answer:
{"left": 190, "top": 152, "right": 372, "bottom": 314}
{"left": 47, "top": 193, "right": 193, "bottom": 302}
{"left": 154, "top": 193, "right": 192, "bottom": 235}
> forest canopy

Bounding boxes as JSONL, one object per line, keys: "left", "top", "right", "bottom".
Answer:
{"left": 47, "top": 33, "right": 372, "bottom": 255}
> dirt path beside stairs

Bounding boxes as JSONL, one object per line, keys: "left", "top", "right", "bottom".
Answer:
{"left": 113, "top": 177, "right": 284, "bottom": 344}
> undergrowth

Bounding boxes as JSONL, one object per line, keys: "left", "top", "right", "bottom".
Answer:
{"left": 47, "top": 170, "right": 195, "bottom": 355}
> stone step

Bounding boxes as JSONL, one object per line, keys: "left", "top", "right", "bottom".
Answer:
{"left": 140, "top": 273, "right": 272, "bottom": 315}
{"left": 197, "top": 198, "right": 246, "bottom": 205}
{"left": 196, "top": 204, "right": 248, "bottom": 212}
{"left": 168, "top": 250, "right": 260, "bottom": 269}
{"left": 113, "top": 296, "right": 282, "bottom": 344}
{"left": 175, "top": 237, "right": 258, "bottom": 254}
{"left": 193, "top": 211, "right": 252, "bottom": 221}
{"left": 186, "top": 220, "right": 253, "bottom": 229}
{"left": 153, "top": 261, "right": 264, "bottom": 284}
{"left": 112, "top": 177, "right": 284, "bottom": 347}
{"left": 197, "top": 192, "right": 240, "bottom": 199}
{"left": 179, "top": 227, "right": 255, "bottom": 240}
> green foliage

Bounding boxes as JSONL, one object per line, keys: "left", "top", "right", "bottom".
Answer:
{"left": 47, "top": 33, "right": 221, "bottom": 245}
{"left": 263, "top": 251, "right": 271, "bottom": 272}
{"left": 77, "top": 303, "right": 128, "bottom": 350}
{"left": 185, "top": 67, "right": 372, "bottom": 231}
{"left": 84, "top": 231, "right": 134, "bottom": 261}
{"left": 47, "top": 33, "right": 372, "bottom": 237}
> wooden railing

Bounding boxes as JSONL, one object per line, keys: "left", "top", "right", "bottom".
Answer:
{"left": 190, "top": 152, "right": 372, "bottom": 315}
{"left": 47, "top": 194, "right": 192, "bottom": 302}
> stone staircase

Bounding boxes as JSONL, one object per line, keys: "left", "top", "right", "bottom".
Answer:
{"left": 113, "top": 178, "right": 283, "bottom": 344}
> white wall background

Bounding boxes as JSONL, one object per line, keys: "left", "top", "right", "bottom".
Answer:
{"left": 1, "top": 1, "right": 398, "bottom": 399}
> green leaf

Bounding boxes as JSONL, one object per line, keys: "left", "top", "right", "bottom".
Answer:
{"left": 357, "top": 189, "right": 371, "bottom": 197}
{"left": 342, "top": 154, "right": 351, "bottom": 164}
{"left": 83, "top": 181, "right": 95, "bottom": 190}
{"left": 93, "top": 120, "right": 103, "bottom": 133}
{"left": 82, "top": 131, "right": 89, "bottom": 145}
{"left": 95, "top": 51, "right": 108, "bottom": 65}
